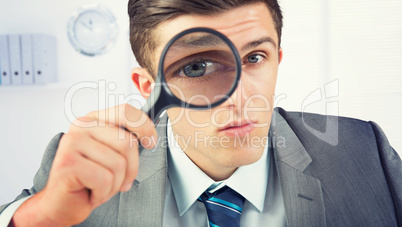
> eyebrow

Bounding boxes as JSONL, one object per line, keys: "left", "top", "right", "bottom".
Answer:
{"left": 173, "top": 34, "right": 226, "bottom": 48}
{"left": 163, "top": 34, "right": 228, "bottom": 63}
{"left": 241, "top": 37, "right": 277, "bottom": 52}
{"left": 164, "top": 35, "right": 278, "bottom": 63}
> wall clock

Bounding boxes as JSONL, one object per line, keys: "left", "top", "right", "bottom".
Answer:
{"left": 67, "top": 4, "right": 118, "bottom": 56}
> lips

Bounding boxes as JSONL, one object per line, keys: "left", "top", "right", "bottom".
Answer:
{"left": 218, "top": 120, "right": 256, "bottom": 137}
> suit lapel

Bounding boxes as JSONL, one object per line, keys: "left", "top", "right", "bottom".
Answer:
{"left": 117, "top": 115, "right": 169, "bottom": 227}
{"left": 271, "top": 110, "right": 326, "bottom": 227}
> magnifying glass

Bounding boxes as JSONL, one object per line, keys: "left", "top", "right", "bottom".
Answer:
{"left": 141, "top": 27, "right": 241, "bottom": 125}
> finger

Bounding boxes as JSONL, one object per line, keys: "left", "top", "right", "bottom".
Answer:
{"left": 86, "top": 104, "right": 158, "bottom": 146}
{"left": 70, "top": 121, "right": 134, "bottom": 151}
{"left": 82, "top": 128, "right": 140, "bottom": 192}
{"left": 120, "top": 138, "right": 139, "bottom": 191}
{"left": 65, "top": 129, "right": 140, "bottom": 193}
{"left": 72, "top": 133, "right": 128, "bottom": 195}
{"left": 68, "top": 153, "right": 114, "bottom": 207}
{"left": 72, "top": 118, "right": 156, "bottom": 151}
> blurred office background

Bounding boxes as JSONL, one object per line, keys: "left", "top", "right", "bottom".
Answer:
{"left": 0, "top": 0, "right": 401, "bottom": 205}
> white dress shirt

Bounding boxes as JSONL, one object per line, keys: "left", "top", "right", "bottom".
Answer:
{"left": 163, "top": 120, "right": 287, "bottom": 226}
{"left": 0, "top": 196, "right": 31, "bottom": 227}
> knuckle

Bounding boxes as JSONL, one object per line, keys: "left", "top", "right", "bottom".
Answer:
{"left": 60, "top": 132, "right": 73, "bottom": 145}
{"left": 59, "top": 132, "right": 81, "bottom": 150}
{"left": 101, "top": 171, "right": 114, "bottom": 186}
{"left": 119, "top": 103, "right": 130, "bottom": 110}
{"left": 114, "top": 135, "right": 131, "bottom": 155}
{"left": 123, "top": 105, "right": 144, "bottom": 124}
{"left": 121, "top": 138, "right": 132, "bottom": 153}
{"left": 144, "top": 125, "right": 156, "bottom": 137}
{"left": 117, "top": 107, "right": 127, "bottom": 123}
{"left": 113, "top": 156, "right": 127, "bottom": 171}
{"left": 73, "top": 116, "right": 88, "bottom": 124}
{"left": 72, "top": 116, "right": 97, "bottom": 128}
{"left": 65, "top": 131, "right": 81, "bottom": 140}
{"left": 118, "top": 104, "right": 130, "bottom": 115}
{"left": 118, "top": 132, "right": 132, "bottom": 153}
{"left": 57, "top": 151, "right": 78, "bottom": 168}
{"left": 86, "top": 110, "right": 98, "bottom": 118}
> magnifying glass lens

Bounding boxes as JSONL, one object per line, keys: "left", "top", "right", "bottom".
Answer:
{"left": 163, "top": 31, "right": 238, "bottom": 106}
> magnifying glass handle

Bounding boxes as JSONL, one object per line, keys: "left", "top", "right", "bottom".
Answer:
{"left": 141, "top": 95, "right": 160, "bottom": 125}
{"left": 135, "top": 92, "right": 164, "bottom": 153}
{"left": 140, "top": 84, "right": 167, "bottom": 126}
{"left": 121, "top": 94, "right": 159, "bottom": 154}
{"left": 120, "top": 86, "right": 165, "bottom": 153}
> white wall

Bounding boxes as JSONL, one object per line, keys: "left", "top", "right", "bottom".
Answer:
{"left": 0, "top": 0, "right": 401, "bottom": 206}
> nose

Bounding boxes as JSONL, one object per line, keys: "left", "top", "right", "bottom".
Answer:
{"left": 224, "top": 72, "right": 249, "bottom": 110}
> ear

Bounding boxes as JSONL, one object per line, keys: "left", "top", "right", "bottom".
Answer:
{"left": 131, "top": 68, "right": 155, "bottom": 99}
{"left": 278, "top": 47, "right": 283, "bottom": 64}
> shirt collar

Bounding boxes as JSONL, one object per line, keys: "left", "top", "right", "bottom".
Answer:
{"left": 167, "top": 119, "right": 270, "bottom": 216}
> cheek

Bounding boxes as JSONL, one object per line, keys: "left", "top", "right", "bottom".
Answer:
{"left": 167, "top": 108, "right": 215, "bottom": 129}
{"left": 241, "top": 67, "right": 277, "bottom": 124}
{"left": 244, "top": 62, "right": 277, "bottom": 90}
{"left": 243, "top": 72, "right": 277, "bottom": 106}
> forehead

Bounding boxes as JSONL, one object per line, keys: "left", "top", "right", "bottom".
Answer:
{"left": 153, "top": 2, "right": 278, "bottom": 63}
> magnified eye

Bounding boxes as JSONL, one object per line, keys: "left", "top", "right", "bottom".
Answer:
{"left": 182, "top": 61, "right": 208, "bottom": 77}
{"left": 179, "top": 60, "right": 222, "bottom": 78}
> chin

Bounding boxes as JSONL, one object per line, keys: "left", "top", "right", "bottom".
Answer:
{"left": 220, "top": 145, "right": 266, "bottom": 168}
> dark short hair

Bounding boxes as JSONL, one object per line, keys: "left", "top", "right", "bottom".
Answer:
{"left": 128, "top": 0, "right": 283, "bottom": 76}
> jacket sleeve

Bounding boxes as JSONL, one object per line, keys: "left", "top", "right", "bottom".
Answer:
{"left": 0, "top": 133, "right": 64, "bottom": 214}
{"left": 369, "top": 121, "right": 402, "bottom": 225}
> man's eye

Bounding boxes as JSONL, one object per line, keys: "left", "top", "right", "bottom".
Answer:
{"left": 179, "top": 61, "right": 219, "bottom": 78}
{"left": 247, "top": 54, "right": 264, "bottom": 64}
{"left": 181, "top": 61, "right": 208, "bottom": 77}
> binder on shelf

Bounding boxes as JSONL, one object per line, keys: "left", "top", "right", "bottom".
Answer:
{"left": 32, "top": 34, "right": 57, "bottom": 84}
{"left": 21, "top": 34, "right": 34, "bottom": 84}
{"left": 0, "top": 33, "right": 57, "bottom": 87}
{"left": 8, "top": 34, "right": 22, "bottom": 85}
{"left": 0, "top": 35, "right": 11, "bottom": 85}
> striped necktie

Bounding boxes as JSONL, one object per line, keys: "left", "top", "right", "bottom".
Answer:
{"left": 198, "top": 186, "right": 245, "bottom": 227}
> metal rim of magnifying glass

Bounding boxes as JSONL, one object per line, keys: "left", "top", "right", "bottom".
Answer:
{"left": 157, "top": 27, "right": 242, "bottom": 110}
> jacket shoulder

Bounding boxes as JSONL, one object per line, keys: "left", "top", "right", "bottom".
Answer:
{"left": 275, "top": 107, "right": 369, "bottom": 128}
{"left": 274, "top": 107, "right": 377, "bottom": 147}
{"left": 274, "top": 107, "right": 402, "bottom": 225}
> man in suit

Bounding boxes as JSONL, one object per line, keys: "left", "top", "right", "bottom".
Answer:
{"left": 1, "top": 0, "right": 401, "bottom": 226}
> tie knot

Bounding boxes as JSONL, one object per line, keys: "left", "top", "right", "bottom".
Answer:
{"left": 198, "top": 186, "right": 245, "bottom": 227}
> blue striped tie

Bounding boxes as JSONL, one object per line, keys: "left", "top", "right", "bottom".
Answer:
{"left": 198, "top": 186, "right": 245, "bottom": 227}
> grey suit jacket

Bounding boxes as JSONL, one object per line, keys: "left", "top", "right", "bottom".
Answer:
{"left": 1, "top": 108, "right": 401, "bottom": 227}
